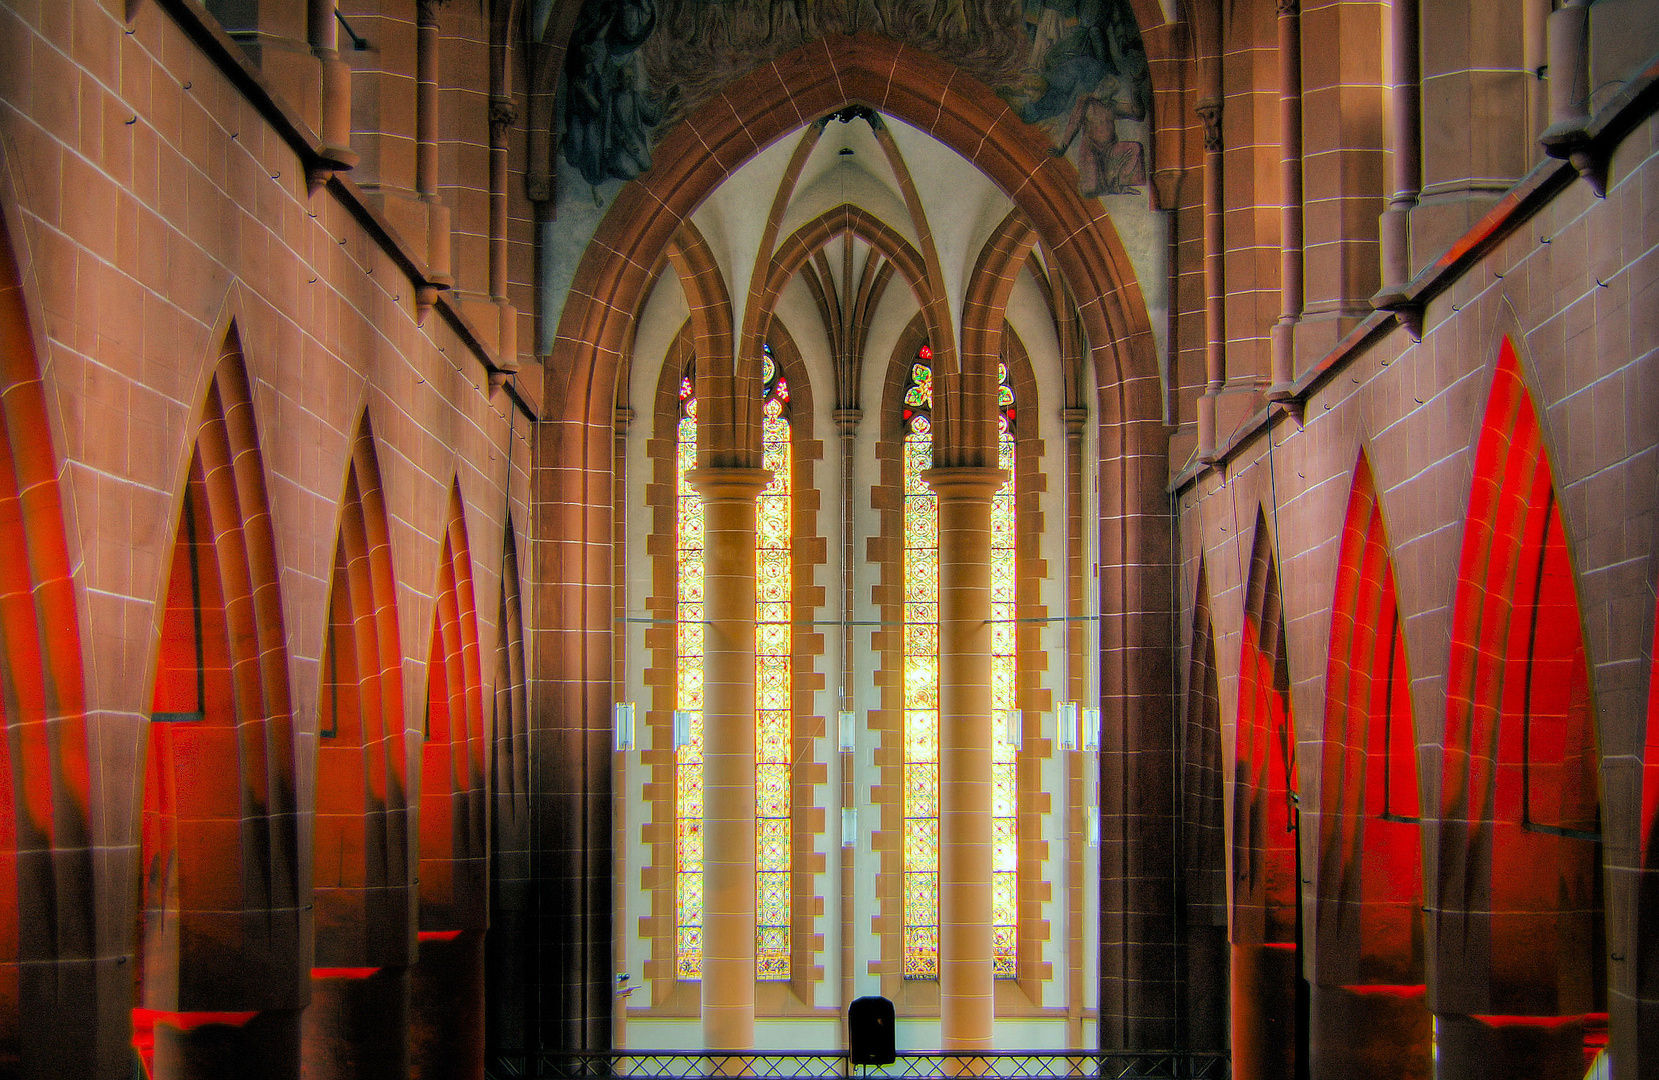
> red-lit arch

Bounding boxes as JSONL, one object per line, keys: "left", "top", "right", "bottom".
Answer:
{"left": 418, "top": 487, "right": 486, "bottom": 926}
{"left": 299, "top": 417, "right": 416, "bottom": 1080}
{"left": 1180, "top": 560, "right": 1227, "bottom": 1053}
{"left": 1311, "top": 452, "right": 1428, "bottom": 1078}
{"left": 136, "top": 332, "right": 303, "bottom": 1075}
{"left": 0, "top": 199, "right": 96, "bottom": 1075}
{"left": 1435, "top": 336, "right": 1603, "bottom": 1078}
{"left": 410, "top": 486, "right": 487, "bottom": 1080}
{"left": 1231, "top": 513, "right": 1303, "bottom": 1080}
{"left": 313, "top": 419, "right": 413, "bottom": 970}
{"left": 1641, "top": 592, "right": 1659, "bottom": 1065}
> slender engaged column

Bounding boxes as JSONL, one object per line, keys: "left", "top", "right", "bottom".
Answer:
{"left": 924, "top": 465, "right": 1006, "bottom": 1050}
{"left": 309, "top": 0, "right": 357, "bottom": 171}
{"left": 1376, "top": 0, "right": 1420, "bottom": 307}
{"left": 416, "top": 0, "right": 452, "bottom": 288}
{"left": 686, "top": 466, "right": 771, "bottom": 1052}
{"left": 1268, "top": 0, "right": 1303, "bottom": 401}
{"left": 489, "top": 96, "right": 519, "bottom": 377}
{"left": 1196, "top": 99, "right": 1224, "bottom": 463}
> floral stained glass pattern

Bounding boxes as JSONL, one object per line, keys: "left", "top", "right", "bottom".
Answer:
{"left": 755, "top": 344, "right": 792, "bottom": 981}
{"left": 676, "top": 365, "right": 705, "bottom": 980}
{"left": 902, "top": 347, "right": 940, "bottom": 979}
{"left": 991, "top": 360, "right": 1017, "bottom": 978}
{"left": 900, "top": 349, "right": 1019, "bottom": 980}
{"left": 676, "top": 349, "right": 793, "bottom": 982}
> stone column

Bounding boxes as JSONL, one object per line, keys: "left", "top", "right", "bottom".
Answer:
{"left": 308, "top": 0, "right": 357, "bottom": 175}
{"left": 410, "top": 931, "right": 486, "bottom": 1080}
{"left": 488, "top": 97, "right": 519, "bottom": 382}
{"left": 1375, "top": 0, "right": 1421, "bottom": 310}
{"left": 1268, "top": 0, "right": 1303, "bottom": 401}
{"left": 1196, "top": 99, "right": 1224, "bottom": 464}
{"left": 302, "top": 968, "right": 412, "bottom": 1080}
{"left": 416, "top": 0, "right": 452, "bottom": 290}
{"left": 924, "top": 465, "right": 1005, "bottom": 1050}
{"left": 685, "top": 466, "right": 771, "bottom": 1052}
{"left": 1411, "top": 0, "right": 1530, "bottom": 274}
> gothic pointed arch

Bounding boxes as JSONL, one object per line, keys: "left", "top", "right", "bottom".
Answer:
{"left": 1231, "top": 511, "right": 1305, "bottom": 1080}
{"left": 1311, "top": 450, "right": 1428, "bottom": 1080}
{"left": 764, "top": 204, "right": 932, "bottom": 321}
{"left": 1434, "top": 335, "right": 1604, "bottom": 1076}
{"left": 410, "top": 484, "right": 488, "bottom": 1079}
{"left": 486, "top": 514, "right": 531, "bottom": 1058}
{"left": 1639, "top": 590, "right": 1659, "bottom": 1069}
{"left": 135, "top": 328, "right": 303, "bottom": 1073}
{"left": 537, "top": 34, "right": 1171, "bottom": 1042}
{"left": 312, "top": 417, "right": 413, "bottom": 969}
{"left": 1179, "top": 557, "right": 1226, "bottom": 1054}
{"left": 418, "top": 485, "right": 487, "bottom": 930}
{"left": 0, "top": 201, "right": 95, "bottom": 1076}
{"left": 868, "top": 316, "right": 1048, "bottom": 1004}
{"left": 636, "top": 313, "right": 825, "bottom": 1005}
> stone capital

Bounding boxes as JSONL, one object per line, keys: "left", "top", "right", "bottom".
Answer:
{"left": 489, "top": 97, "right": 518, "bottom": 143}
{"left": 1197, "top": 100, "right": 1223, "bottom": 153}
{"left": 684, "top": 465, "right": 772, "bottom": 503}
{"left": 921, "top": 465, "right": 1008, "bottom": 501}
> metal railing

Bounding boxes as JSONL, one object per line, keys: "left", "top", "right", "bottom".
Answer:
{"left": 487, "top": 1051, "right": 1229, "bottom": 1080}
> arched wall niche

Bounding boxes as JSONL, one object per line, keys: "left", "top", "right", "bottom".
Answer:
{"left": 410, "top": 483, "right": 489, "bottom": 1080}
{"left": 312, "top": 417, "right": 413, "bottom": 971}
{"left": 1309, "top": 449, "right": 1429, "bottom": 1080}
{"left": 535, "top": 31, "right": 1173, "bottom": 1046}
{"left": 1640, "top": 592, "right": 1659, "bottom": 1069}
{"left": 300, "top": 415, "right": 415, "bottom": 1080}
{"left": 135, "top": 330, "right": 304, "bottom": 1078}
{"left": 1178, "top": 558, "right": 1226, "bottom": 1055}
{"left": 418, "top": 484, "right": 488, "bottom": 931}
{"left": 1230, "top": 510, "right": 1304, "bottom": 1080}
{"left": 1433, "top": 335, "right": 1604, "bottom": 1080}
{"left": 0, "top": 196, "right": 96, "bottom": 1077}
{"left": 485, "top": 515, "right": 533, "bottom": 1059}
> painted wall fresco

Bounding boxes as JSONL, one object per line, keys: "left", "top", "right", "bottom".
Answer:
{"left": 557, "top": 0, "right": 1152, "bottom": 198}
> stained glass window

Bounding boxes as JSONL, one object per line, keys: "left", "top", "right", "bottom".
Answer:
{"left": 990, "top": 360, "right": 1017, "bottom": 978}
{"left": 676, "top": 363, "right": 705, "bottom": 980}
{"left": 902, "top": 344, "right": 940, "bottom": 979}
{"left": 900, "top": 347, "right": 1018, "bottom": 980}
{"left": 755, "top": 344, "right": 792, "bottom": 980}
{"left": 676, "top": 349, "right": 793, "bottom": 982}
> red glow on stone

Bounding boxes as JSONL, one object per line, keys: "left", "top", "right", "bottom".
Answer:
{"left": 1469, "top": 1014, "right": 1585, "bottom": 1029}
{"left": 418, "top": 929, "right": 463, "bottom": 942}
{"left": 132, "top": 1007, "right": 260, "bottom": 1077}
{"left": 1342, "top": 983, "right": 1426, "bottom": 998}
{"left": 312, "top": 967, "right": 380, "bottom": 979}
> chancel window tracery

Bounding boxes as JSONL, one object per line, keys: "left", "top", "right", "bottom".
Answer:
{"left": 676, "top": 348, "right": 794, "bottom": 982}
{"left": 900, "top": 347, "right": 1019, "bottom": 980}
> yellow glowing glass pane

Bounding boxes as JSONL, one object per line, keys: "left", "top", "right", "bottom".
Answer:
{"left": 902, "top": 355, "right": 940, "bottom": 977}
{"left": 676, "top": 358, "right": 794, "bottom": 982}
{"left": 677, "top": 402, "right": 705, "bottom": 981}
{"left": 755, "top": 356, "right": 791, "bottom": 980}
{"left": 990, "top": 426, "right": 1017, "bottom": 977}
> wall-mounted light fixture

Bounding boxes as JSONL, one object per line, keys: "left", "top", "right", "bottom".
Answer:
{"left": 1086, "top": 807, "right": 1100, "bottom": 845}
{"left": 842, "top": 806, "right": 858, "bottom": 848}
{"left": 614, "top": 701, "right": 636, "bottom": 751}
{"left": 838, "top": 710, "right": 856, "bottom": 753}
{"left": 673, "top": 709, "right": 695, "bottom": 750}
{"left": 1001, "top": 709, "right": 1022, "bottom": 751}
{"left": 1081, "top": 706, "right": 1101, "bottom": 752}
{"left": 1057, "top": 701, "right": 1079, "bottom": 751}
